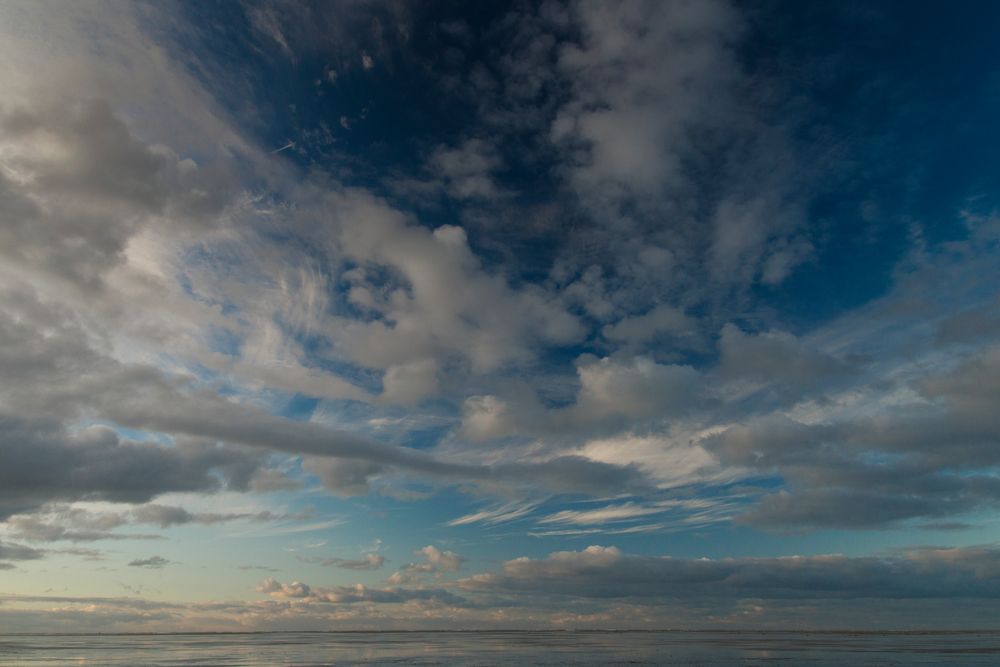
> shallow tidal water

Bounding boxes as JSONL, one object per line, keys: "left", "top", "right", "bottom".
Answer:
{"left": 2, "top": 630, "right": 999, "bottom": 666}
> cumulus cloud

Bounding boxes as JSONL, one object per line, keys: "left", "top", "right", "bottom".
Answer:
{"left": 331, "top": 190, "right": 584, "bottom": 375}
{"left": 461, "top": 355, "right": 705, "bottom": 442}
{"left": 388, "top": 545, "right": 465, "bottom": 584}
{"left": 9, "top": 544, "right": 1000, "bottom": 631}
{"left": 258, "top": 577, "right": 467, "bottom": 606}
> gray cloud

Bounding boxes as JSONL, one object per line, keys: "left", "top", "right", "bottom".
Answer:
{"left": 3, "top": 504, "right": 312, "bottom": 543}
{"left": 257, "top": 577, "right": 467, "bottom": 606}
{"left": 716, "top": 325, "right": 857, "bottom": 400}
{"left": 936, "top": 302, "right": 1000, "bottom": 346}
{"left": 297, "top": 553, "right": 385, "bottom": 571}
{"left": 0, "top": 99, "right": 233, "bottom": 291}
{"left": 0, "top": 413, "right": 261, "bottom": 521}
{"left": 4, "top": 514, "right": 158, "bottom": 543}
{"left": 0, "top": 277, "right": 648, "bottom": 517}
{"left": 130, "top": 504, "right": 311, "bottom": 529}
{"left": 461, "top": 355, "right": 705, "bottom": 442}
{"left": 128, "top": 555, "right": 170, "bottom": 569}
{"left": 0, "top": 540, "right": 45, "bottom": 569}
{"left": 463, "top": 544, "right": 1000, "bottom": 601}
{"left": 8, "top": 543, "right": 1000, "bottom": 631}
{"left": 1, "top": 0, "right": 999, "bottom": 581}
{"left": 704, "top": 345, "right": 1000, "bottom": 528}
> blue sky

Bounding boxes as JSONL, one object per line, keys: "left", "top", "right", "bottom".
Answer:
{"left": 1, "top": 0, "right": 1000, "bottom": 631}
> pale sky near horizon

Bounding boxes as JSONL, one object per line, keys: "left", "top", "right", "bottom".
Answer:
{"left": 2, "top": 0, "right": 1000, "bottom": 631}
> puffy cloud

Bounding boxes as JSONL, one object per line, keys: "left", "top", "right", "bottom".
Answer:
{"left": 330, "top": 189, "right": 584, "bottom": 375}
{"left": 0, "top": 277, "right": 644, "bottom": 508}
{"left": 389, "top": 545, "right": 465, "bottom": 584}
{"left": 257, "top": 577, "right": 467, "bottom": 606}
{"left": 552, "top": 1, "right": 738, "bottom": 201}
{"left": 257, "top": 578, "right": 311, "bottom": 598}
{"left": 461, "top": 355, "right": 705, "bottom": 442}
{"left": 419, "top": 545, "right": 464, "bottom": 572}
{"left": 9, "top": 545, "right": 1000, "bottom": 631}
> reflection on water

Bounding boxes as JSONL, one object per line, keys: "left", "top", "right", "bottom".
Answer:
{"left": 1, "top": 630, "right": 999, "bottom": 666}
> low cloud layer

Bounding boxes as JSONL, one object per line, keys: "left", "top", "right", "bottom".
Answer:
{"left": 8, "top": 544, "right": 1000, "bottom": 630}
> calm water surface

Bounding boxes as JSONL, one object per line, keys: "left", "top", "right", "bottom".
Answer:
{"left": 1, "top": 630, "right": 999, "bottom": 666}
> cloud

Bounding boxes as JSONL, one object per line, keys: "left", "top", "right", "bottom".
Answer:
{"left": 2, "top": 503, "right": 312, "bottom": 543}
{"left": 703, "top": 345, "right": 1000, "bottom": 528}
{"left": 8, "top": 544, "right": 1000, "bottom": 631}
{"left": 461, "top": 355, "right": 705, "bottom": 441}
{"left": 463, "top": 544, "right": 1000, "bottom": 601}
{"left": 0, "top": 412, "right": 261, "bottom": 521}
{"left": 602, "top": 304, "right": 701, "bottom": 349}
{"left": 0, "top": 540, "right": 45, "bottom": 568}
{"left": 537, "top": 499, "right": 725, "bottom": 528}
{"left": 427, "top": 138, "right": 505, "bottom": 200}
{"left": 298, "top": 553, "right": 385, "bottom": 571}
{"left": 128, "top": 555, "right": 170, "bottom": 569}
{"left": 257, "top": 577, "right": 467, "bottom": 606}
{"left": 130, "top": 504, "right": 310, "bottom": 529}
{"left": 1, "top": 1, "right": 999, "bottom": 626}
{"left": 446, "top": 499, "right": 542, "bottom": 527}
{"left": 388, "top": 545, "right": 465, "bottom": 584}
{"left": 716, "top": 325, "right": 856, "bottom": 400}
{"left": 331, "top": 188, "right": 584, "bottom": 375}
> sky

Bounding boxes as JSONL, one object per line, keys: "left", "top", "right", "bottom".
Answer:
{"left": 1, "top": 0, "right": 1000, "bottom": 632}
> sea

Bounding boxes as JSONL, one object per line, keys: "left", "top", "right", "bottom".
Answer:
{"left": 1, "top": 630, "right": 999, "bottom": 666}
